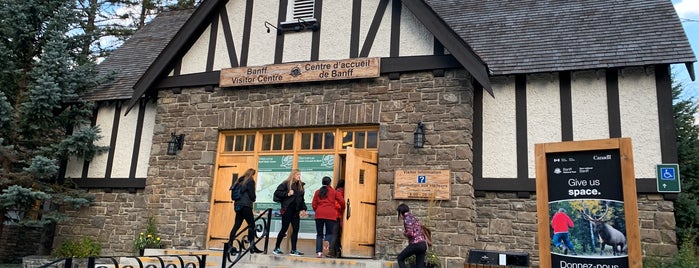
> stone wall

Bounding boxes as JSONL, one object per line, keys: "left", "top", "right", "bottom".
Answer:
{"left": 56, "top": 69, "right": 478, "bottom": 262}
{"left": 473, "top": 193, "right": 677, "bottom": 267}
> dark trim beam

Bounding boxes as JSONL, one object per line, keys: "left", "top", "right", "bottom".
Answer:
{"left": 655, "top": 64, "right": 678, "bottom": 163}
{"left": 72, "top": 178, "right": 146, "bottom": 189}
{"left": 474, "top": 178, "right": 676, "bottom": 199}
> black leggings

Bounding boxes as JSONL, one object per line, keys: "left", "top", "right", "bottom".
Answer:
{"left": 397, "top": 241, "right": 427, "bottom": 268}
{"left": 228, "top": 206, "right": 256, "bottom": 247}
{"left": 275, "top": 209, "right": 301, "bottom": 250}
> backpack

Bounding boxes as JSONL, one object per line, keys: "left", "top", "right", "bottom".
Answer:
{"left": 421, "top": 225, "right": 432, "bottom": 247}
{"left": 230, "top": 182, "right": 242, "bottom": 201}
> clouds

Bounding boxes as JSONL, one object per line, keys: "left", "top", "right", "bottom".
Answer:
{"left": 675, "top": 0, "right": 699, "bottom": 19}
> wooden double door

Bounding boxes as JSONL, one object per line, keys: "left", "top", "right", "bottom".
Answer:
{"left": 206, "top": 147, "right": 378, "bottom": 258}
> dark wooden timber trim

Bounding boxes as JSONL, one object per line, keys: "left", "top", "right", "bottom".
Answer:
{"left": 560, "top": 71, "right": 573, "bottom": 141}
{"left": 58, "top": 125, "right": 73, "bottom": 183}
{"left": 360, "top": 0, "right": 390, "bottom": 57}
{"left": 390, "top": 0, "right": 401, "bottom": 57}
{"left": 655, "top": 64, "right": 678, "bottom": 163}
{"left": 515, "top": 74, "right": 528, "bottom": 181}
{"left": 156, "top": 55, "right": 462, "bottom": 89}
{"left": 240, "top": 0, "right": 253, "bottom": 66}
{"left": 206, "top": 13, "right": 218, "bottom": 72}
{"left": 473, "top": 81, "right": 484, "bottom": 182}
{"left": 104, "top": 101, "right": 122, "bottom": 179}
{"left": 127, "top": 0, "right": 228, "bottom": 114}
{"left": 350, "top": 0, "right": 361, "bottom": 58}
{"left": 606, "top": 68, "right": 622, "bottom": 138}
{"left": 310, "top": 0, "right": 322, "bottom": 61}
{"left": 434, "top": 38, "right": 444, "bottom": 55}
{"left": 401, "top": 0, "right": 492, "bottom": 94}
{"left": 274, "top": 0, "right": 287, "bottom": 64}
{"left": 72, "top": 178, "right": 146, "bottom": 189}
{"left": 219, "top": 6, "right": 239, "bottom": 67}
{"left": 82, "top": 106, "right": 100, "bottom": 179}
{"left": 129, "top": 99, "right": 147, "bottom": 179}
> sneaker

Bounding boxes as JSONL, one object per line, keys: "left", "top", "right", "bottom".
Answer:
{"left": 317, "top": 252, "right": 323, "bottom": 258}
{"left": 289, "top": 249, "right": 304, "bottom": 256}
{"left": 272, "top": 248, "right": 283, "bottom": 255}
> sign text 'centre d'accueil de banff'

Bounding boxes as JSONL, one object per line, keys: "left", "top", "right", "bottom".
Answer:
{"left": 219, "top": 57, "right": 381, "bottom": 87}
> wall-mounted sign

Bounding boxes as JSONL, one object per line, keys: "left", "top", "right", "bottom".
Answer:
{"left": 394, "top": 169, "right": 450, "bottom": 200}
{"left": 220, "top": 57, "right": 380, "bottom": 87}
{"left": 656, "top": 164, "right": 681, "bottom": 193}
{"left": 535, "top": 138, "right": 642, "bottom": 268}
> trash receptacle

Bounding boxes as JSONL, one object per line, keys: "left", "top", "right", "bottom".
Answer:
{"left": 466, "top": 249, "right": 529, "bottom": 267}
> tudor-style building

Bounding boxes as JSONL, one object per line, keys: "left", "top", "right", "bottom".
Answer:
{"left": 59, "top": 0, "right": 694, "bottom": 267}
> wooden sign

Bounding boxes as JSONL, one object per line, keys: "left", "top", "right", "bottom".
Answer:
{"left": 220, "top": 57, "right": 380, "bottom": 87}
{"left": 535, "top": 138, "right": 641, "bottom": 268}
{"left": 394, "top": 169, "right": 450, "bottom": 200}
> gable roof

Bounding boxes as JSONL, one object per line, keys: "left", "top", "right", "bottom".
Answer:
{"left": 84, "top": 9, "right": 194, "bottom": 101}
{"left": 426, "top": 0, "right": 696, "bottom": 75}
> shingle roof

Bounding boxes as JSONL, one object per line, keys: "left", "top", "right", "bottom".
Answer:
{"left": 426, "top": 0, "right": 696, "bottom": 75}
{"left": 84, "top": 9, "right": 194, "bottom": 101}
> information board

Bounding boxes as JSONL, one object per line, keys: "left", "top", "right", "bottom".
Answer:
{"left": 535, "top": 138, "right": 641, "bottom": 268}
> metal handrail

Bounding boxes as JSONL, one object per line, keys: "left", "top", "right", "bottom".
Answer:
{"left": 221, "top": 208, "right": 273, "bottom": 267}
{"left": 37, "top": 254, "right": 207, "bottom": 268}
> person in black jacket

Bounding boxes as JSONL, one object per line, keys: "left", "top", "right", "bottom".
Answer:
{"left": 227, "top": 168, "right": 262, "bottom": 254}
{"left": 272, "top": 169, "right": 308, "bottom": 256}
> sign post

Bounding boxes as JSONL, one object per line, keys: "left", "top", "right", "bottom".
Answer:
{"left": 656, "top": 164, "right": 681, "bottom": 193}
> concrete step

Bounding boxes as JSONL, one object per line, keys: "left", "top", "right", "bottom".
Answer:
{"left": 142, "top": 249, "right": 398, "bottom": 268}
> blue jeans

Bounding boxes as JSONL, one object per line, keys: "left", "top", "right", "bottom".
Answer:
{"left": 552, "top": 232, "right": 574, "bottom": 251}
{"left": 315, "top": 219, "right": 335, "bottom": 253}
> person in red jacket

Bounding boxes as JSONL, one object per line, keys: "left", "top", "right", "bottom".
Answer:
{"left": 327, "top": 179, "right": 345, "bottom": 257}
{"left": 551, "top": 208, "right": 577, "bottom": 255}
{"left": 312, "top": 176, "right": 344, "bottom": 258}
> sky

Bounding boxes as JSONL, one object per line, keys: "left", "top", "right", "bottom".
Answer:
{"left": 673, "top": 0, "right": 699, "bottom": 99}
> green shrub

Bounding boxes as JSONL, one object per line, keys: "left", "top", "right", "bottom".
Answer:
{"left": 644, "top": 234, "right": 698, "bottom": 268}
{"left": 52, "top": 237, "right": 101, "bottom": 258}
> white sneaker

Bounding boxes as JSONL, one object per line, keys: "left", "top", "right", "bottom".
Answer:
{"left": 317, "top": 252, "right": 323, "bottom": 258}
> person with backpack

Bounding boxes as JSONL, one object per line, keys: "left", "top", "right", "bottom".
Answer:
{"left": 396, "top": 203, "right": 428, "bottom": 268}
{"left": 327, "top": 179, "right": 345, "bottom": 258}
{"left": 311, "top": 176, "right": 344, "bottom": 258}
{"left": 272, "top": 169, "right": 308, "bottom": 256}
{"left": 227, "top": 168, "right": 262, "bottom": 254}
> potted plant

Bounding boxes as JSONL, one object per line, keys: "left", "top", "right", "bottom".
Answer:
{"left": 133, "top": 216, "right": 163, "bottom": 255}
{"left": 405, "top": 248, "right": 441, "bottom": 268}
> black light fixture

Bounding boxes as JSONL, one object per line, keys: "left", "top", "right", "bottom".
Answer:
{"left": 413, "top": 122, "right": 425, "bottom": 148}
{"left": 167, "top": 133, "right": 185, "bottom": 155}
{"left": 264, "top": 21, "right": 280, "bottom": 34}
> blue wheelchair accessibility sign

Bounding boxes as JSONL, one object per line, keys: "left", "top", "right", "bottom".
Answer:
{"left": 656, "top": 164, "right": 680, "bottom": 193}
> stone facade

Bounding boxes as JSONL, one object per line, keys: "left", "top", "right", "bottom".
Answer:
{"left": 55, "top": 68, "right": 678, "bottom": 267}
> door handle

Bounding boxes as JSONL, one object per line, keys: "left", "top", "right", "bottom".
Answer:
{"left": 346, "top": 199, "right": 351, "bottom": 220}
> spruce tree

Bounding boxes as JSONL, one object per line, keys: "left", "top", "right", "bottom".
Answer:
{"left": 0, "top": 0, "right": 107, "bottom": 224}
{"left": 672, "top": 77, "right": 699, "bottom": 246}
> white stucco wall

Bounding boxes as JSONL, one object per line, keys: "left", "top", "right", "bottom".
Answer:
{"left": 136, "top": 103, "right": 156, "bottom": 177}
{"left": 572, "top": 70, "right": 609, "bottom": 140}
{"left": 87, "top": 104, "right": 115, "bottom": 178}
{"left": 398, "top": 6, "right": 432, "bottom": 57}
{"left": 482, "top": 76, "right": 517, "bottom": 178}
{"left": 526, "top": 73, "right": 561, "bottom": 178}
{"left": 247, "top": 1, "right": 279, "bottom": 66}
{"left": 178, "top": 0, "right": 436, "bottom": 71}
{"left": 319, "top": 0, "right": 352, "bottom": 60}
{"left": 619, "top": 67, "right": 661, "bottom": 178}
{"left": 181, "top": 25, "right": 211, "bottom": 74}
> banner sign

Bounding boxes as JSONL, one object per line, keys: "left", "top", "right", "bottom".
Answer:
{"left": 220, "top": 57, "right": 380, "bottom": 87}
{"left": 255, "top": 155, "right": 293, "bottom": 211}
{"left": 394, "top": 169, "right": 450, "bottom": 200}
{"left": 535, "top": 138, "right": 641, "bottom": 268}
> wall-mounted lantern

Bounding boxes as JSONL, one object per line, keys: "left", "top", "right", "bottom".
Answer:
{"left": 167, "top": 133, "right": 185, "bottom": 155}
{"left": 414, "top": 122, "right": 425, "bottom": 148}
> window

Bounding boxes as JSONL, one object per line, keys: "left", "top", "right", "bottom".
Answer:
{"left": 341, "top": 130, "right": 378, "bottom": 149}
{"left": 221, "top": 128, "right": 377, "bottom": 153}
{"left": 261, "top": 133, "right": 294, "bottom": 151}
{"left": 223, "top": 134, "right": 255, "bottom": 152}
